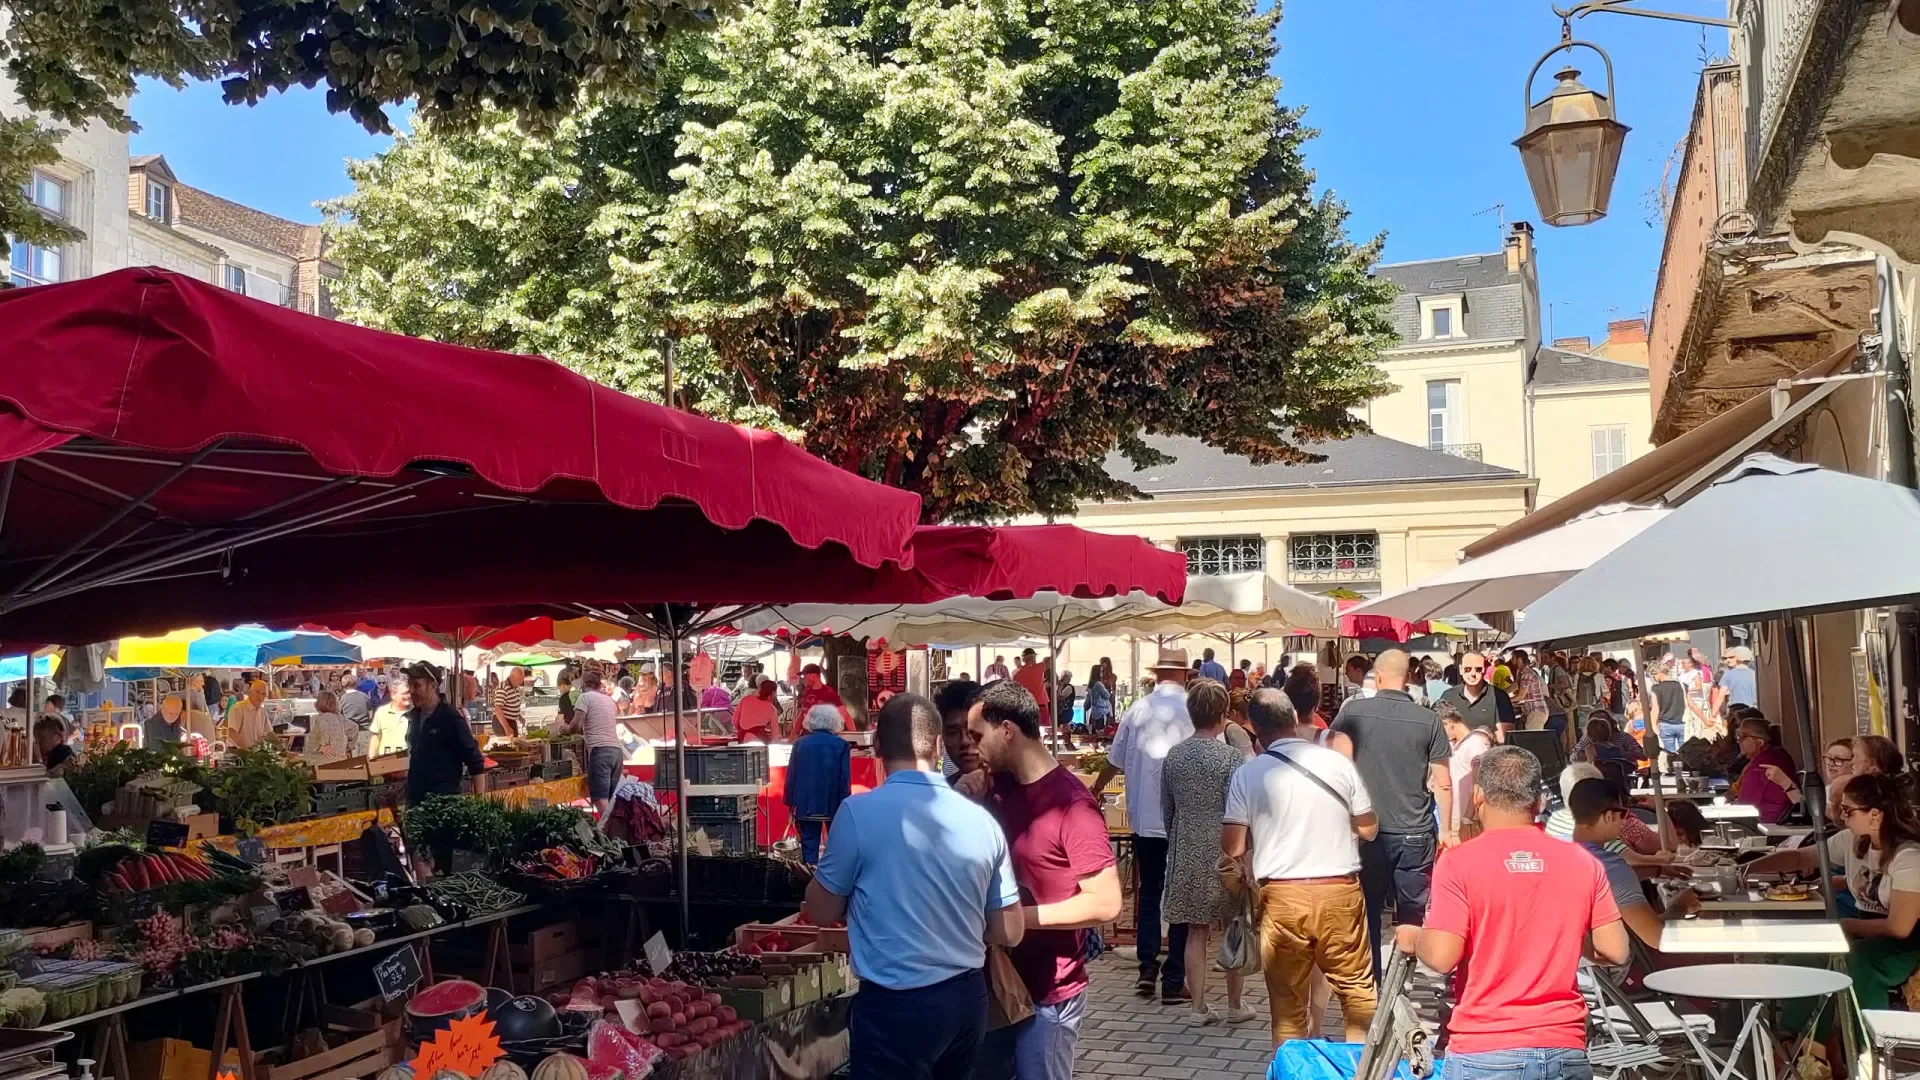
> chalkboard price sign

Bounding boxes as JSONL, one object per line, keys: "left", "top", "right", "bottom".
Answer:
{"left": 276, "top": 886, "right": 313, "bottom": 914}
{"left": 374, "top": 945, "right": 424, "bottom": 1002}
{"left": 237, "top": 837, "right": 268, "bottom": 865}
{"left": 146, "top": 819, "right": 190, "bottom": 849}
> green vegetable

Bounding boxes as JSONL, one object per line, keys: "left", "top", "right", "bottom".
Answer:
{"left": 402, "top": 795, "right": 513, "bottom": 860}
{"left": 210, "top": 746, "right": 312, "bottom": 834}
{"left": 64, "top": 743, "right": 213, "bottom": 819}
{"left": 0, "top": 841, "right": 49, "bottom": 883}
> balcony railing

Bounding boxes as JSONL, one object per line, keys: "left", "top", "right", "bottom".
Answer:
{"left": 1736, "top": 0, "right": 1821, "bottom": 174}
{"left": 1433, "top": 442, "right": 1483, "bottom": 462}
{"left": 1647, "top": 63, "right": 1748, "bottom": 429}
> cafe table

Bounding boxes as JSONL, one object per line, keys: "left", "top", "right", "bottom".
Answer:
{"left": 1644, "top": 963, "right": 1850, "bottom": 1080}
{"left": 1701, "top": 803, "right": 1763, "bottom": 821}
{"left": 1659, "top": 917, "right": 1849, "bottom": 955}
{"left": 1695, "top": 889, "right": 1826, "bottom": 915}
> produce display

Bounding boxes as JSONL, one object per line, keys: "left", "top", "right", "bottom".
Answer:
{"left": 424, "top": 872, "right": 527, "bottom": 917}
{"left": 548, "top": 972, "right": 751, "bottom": 1063}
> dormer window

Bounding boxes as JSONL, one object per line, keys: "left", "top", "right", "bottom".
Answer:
{"left": 146, "top": 180, "right": 169, "bottom": 222}
{"left": 1418, "top": 294, "right": 1464, "bottom": 341}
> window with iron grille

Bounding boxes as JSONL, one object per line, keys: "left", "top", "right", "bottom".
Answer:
{"left": 1180, "top": 536, "right": 1264, "bottom": 576}
{"left": 1287, "top": 532, "right": 1380, "bottom": 581}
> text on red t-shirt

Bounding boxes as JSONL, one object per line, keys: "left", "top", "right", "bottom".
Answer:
{"left": 1422, "top": 827, "right": 1622, "bottom": 1055}
{"left": 989, "top": 766, "right": 1115, "bottom": 1005}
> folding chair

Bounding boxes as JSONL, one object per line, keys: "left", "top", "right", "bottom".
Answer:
{"left": 1582, "top": 960, "right": 1714, "bottom": 1080}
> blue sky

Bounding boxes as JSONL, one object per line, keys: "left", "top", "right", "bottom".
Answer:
{"left": 129, "top": 2, "right": 1728, "bottom": 346}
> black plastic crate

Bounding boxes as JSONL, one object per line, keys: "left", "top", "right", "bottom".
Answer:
{"left": 685, "top": 815, "right": 759, "bottom": 855}
{"left": 533, "top": 759, "right": 574, "bottom": 781}
{"left": 309, "top": 786, "right": 370, "bottom": 817}
{"left": 687, "top": 793, "right": 757, "bottom": 816}
{"left": 655, "top": 745, "right": 769, "bottom": 788}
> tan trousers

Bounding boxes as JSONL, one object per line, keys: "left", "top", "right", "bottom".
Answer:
{"left": 1257, "top": 880, "right": 1377, "bottom": 1045}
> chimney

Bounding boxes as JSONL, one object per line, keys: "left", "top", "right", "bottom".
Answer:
{"left": 1553, "top": 336, "right": 1592, "bottom": 352}
{"left": 1504, "top": 221, "right": 1535, "bottom": 273}
{"left": 1605, "top": 318, "right": 1647, "bottom": 346}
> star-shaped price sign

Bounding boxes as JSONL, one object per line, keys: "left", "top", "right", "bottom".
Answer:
{"left": 410, "top": 1013, "right": 504, "bottom": 1078}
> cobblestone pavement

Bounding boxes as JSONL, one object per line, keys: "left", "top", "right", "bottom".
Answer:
{"left": 1074, "top": 950, "right": 1281, "bottom": 1079}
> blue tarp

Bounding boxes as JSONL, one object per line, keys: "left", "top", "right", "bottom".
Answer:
{"left": 0, "top": 655, "right": 55, "bottom": 680}
{"left": 256, "top": 633, "right": 362, "bottom": 666}
{"left": 1267, "top": 1041, "right": 1435, "bottom": 1080}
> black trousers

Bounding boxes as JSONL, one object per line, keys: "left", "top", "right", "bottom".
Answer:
{"left": 850, "top": 969, "right": 987, "bottom": 1080}
{"left": 1359, "top": 829, "right": 1436, "bottom": 980}
{"left": 1132, "top": 835, "right": 1188, "bottom": 988}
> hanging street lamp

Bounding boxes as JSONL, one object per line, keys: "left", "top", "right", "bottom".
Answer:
{"left": 1515, "top": 27, "right": 1630, "bottom": 227}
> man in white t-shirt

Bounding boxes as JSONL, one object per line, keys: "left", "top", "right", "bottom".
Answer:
{"left": 1223, "top": 687, "right": 1378, "bottom": 1045}
{"left": 1091, "top": 649, "right": 1196, "bottom": 1002}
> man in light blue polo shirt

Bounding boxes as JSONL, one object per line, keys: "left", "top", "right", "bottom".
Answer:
{"left": 808, "top": 692, "right": 1025, "bottom": 1080}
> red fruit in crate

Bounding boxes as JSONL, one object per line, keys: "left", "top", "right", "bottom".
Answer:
{"left": 702, "top": 993, "right": 721, "bottom": 1009}
{"left": 715, "top": 1007, "right": 736, "bottom": 1024}
{"left": 669, "top": 1013, "right": 686, "bottom": 1030}
{"left": 739, "top": 943, "right": 761, "bottom": 955}
{"left": 646, "top": 1002, "right": 670, "bottom": 1019}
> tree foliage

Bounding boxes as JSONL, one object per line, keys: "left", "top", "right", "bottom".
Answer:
{"left": 0, "top": 0, "right": 728, "bottom": 257}
{"left": 0, "top": 115, "right": 73, "bottom": 263}
{"left": 327, "top": 0, "right": 1397, "bottom": 521}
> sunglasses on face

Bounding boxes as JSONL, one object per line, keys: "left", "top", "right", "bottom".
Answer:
{"left": 1462, "top": 665, "right": 1485, "bottom": 672}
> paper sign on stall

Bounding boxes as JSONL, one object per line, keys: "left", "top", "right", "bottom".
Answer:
{"left": 411, "top": 1014, "right": 503, "bottom": 1077}
{"left": 643, "top": 932, "right": 674, "bottom": 977}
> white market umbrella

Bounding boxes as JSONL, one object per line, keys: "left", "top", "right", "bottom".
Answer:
{"left": 738, "top": 571, "right": 1333, "bottom": 647}
{"left": 1346, "top": 503, "right": 1669, "bottom": 623}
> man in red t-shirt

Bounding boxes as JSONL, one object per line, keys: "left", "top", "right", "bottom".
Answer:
{"left": 792, "top": 664, "right": 847, "bottom": 740}
{"left": 1011, "top": 649, "right": 1051, "bottom": 715}
{"left": 1415, "top": 744, "right": 1629, "bottom": 1078}
{"left": 970, "top": 679, "right": 1119, "bottom": 1080}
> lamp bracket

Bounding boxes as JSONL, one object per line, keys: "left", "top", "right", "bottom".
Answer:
{"left": 1551, "top": 0, "right": 1735, "bottom": 28}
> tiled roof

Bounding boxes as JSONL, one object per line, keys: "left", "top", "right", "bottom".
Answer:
{"left": 173, "top": 183, "right": 322, "bottom": 261}
{"left": 1374, "top": 252, "right": 1527, "bottom": 345}
{"left": 1102, "top": 433, "right": 1524, "bottom": 496}
{"left": 1530, "top": 346, "right": 1650, "bottom": 388}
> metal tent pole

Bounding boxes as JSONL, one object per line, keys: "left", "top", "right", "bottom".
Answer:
{"left": 670, "top": 625, "right": 691, "bottom": 942}
{"left": 1782, "top": 611, "right": 1839, "bottom": 920}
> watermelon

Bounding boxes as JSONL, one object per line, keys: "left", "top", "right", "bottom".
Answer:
{"left": 405, "top": 980, "right": 488, "bottom": 1041}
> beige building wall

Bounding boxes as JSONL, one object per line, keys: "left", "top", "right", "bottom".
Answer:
{"left": 1029, "top": 478, "right": 1536, "bottom": 683}
{"left": 1530, "top": 382, "right": 1654, "bottom": 506}
{"left": 1363, "top": 343, "right": 1531, "bottom": 475}
{"left": 126, "top": 217, "right": 220, "bottom": 281}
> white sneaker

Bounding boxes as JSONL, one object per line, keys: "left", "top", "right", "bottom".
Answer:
{"left": 1226, "top": 1006, "right": 1262, "bottom": 1025}
{"left": 1187, "top": 1007, "right": 1222, "bottom": 1026}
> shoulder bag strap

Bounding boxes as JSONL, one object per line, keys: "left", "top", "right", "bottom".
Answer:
{"left": 1266, "top": 746, "right": 1351, "bottom": 814}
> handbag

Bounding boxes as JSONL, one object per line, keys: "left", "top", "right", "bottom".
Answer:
{"left": 1215, "top": 854, "right": 1264, "bottom": 976}
{"left": 984, "top": 946, "right": 1033, "bottom": 1030}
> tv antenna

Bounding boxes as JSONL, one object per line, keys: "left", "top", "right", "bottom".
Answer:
{"left": 1474, "top": 202, "right": 1508, "bottom": 236}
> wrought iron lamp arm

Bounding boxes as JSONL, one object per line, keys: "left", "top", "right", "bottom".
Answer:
{"left": 1551, "top": 0, "right": 1735, "bottom": 29}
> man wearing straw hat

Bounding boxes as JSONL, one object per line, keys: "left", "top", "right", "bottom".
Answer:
{"left": 1092, "top": 648, "right": 1196, "bottom": 1003}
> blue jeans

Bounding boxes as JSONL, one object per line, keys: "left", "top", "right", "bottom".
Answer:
{"left": 1442, "top": 1048, "right": 1592, "bottom": 1080}
{"left": 797, "top": 817, "right": 827, "bottom": 864}
{"left": 851, "top": 970, "right": 986, "bottom": 1080}
{"left": 1658, "top": 722, "right": 1686, "bottom": 752}
{"left": 972, "top": 990, "right": 1085, "bottom": 1080}
{"left": 1132, "top": 836, "right": 1187, "bottom": 990}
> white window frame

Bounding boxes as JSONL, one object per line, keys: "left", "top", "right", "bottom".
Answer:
{"left": 1286, "top": 532, "right": 1381, "bottom": 583}
{"left": 221, "top": 263, "right": 248, "bottom": 293}
{"left": 1591, "top": 425, "right": 1629, "bottom": 479}
{"left": 25, "top": 171, "right": 69, "bottom": 218}
{"left": 1426, "top": 378, "right": 1463, "bottom": 450}
{"left": 8, "top": 241, "right": 63, "bottom": 286}
{"left": 145, "top": 179, "right": 169, "bottom": 222}
{"left": 1418, "top": 294, "right": 1465, "bottom": 341}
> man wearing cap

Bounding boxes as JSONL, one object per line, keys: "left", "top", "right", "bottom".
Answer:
{"left": 1091, "top": 648, "right": 1196, "bottom": 1003}
{"left": 1713, "top": 645, "right": 1757, "bottom": 719}
{"left": 402, "top": 661, "right": 487, "bottom": 805}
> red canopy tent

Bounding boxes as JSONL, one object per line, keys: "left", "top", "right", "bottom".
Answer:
{"left": 0, "top": 269, "right": 925, "bottom": 646}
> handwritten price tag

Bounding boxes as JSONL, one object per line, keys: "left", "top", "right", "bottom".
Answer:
{"left": 410, "top": 1014, "right": 504, "bottom": 1078}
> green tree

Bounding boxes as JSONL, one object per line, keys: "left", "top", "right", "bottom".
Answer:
{"left": 0, "top": 0, "right": 729, "bottom": 259}
{"left": 327, "top": 0, "right": 1396, "bottom": 520}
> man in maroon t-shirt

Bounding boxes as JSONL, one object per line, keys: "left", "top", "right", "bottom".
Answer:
{"left": 1414, "top": 745, "right": 1629, "bottom": 1079}
{"left": 969, "top": 679, "right": 1119, "bottom": 1080}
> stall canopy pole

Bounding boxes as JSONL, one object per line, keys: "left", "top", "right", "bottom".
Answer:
{"left": 668, "top": 611, "right": 691, "bottom": 943}
{"left": 1783, "top": 610, "right": 1839, "bottom": 920}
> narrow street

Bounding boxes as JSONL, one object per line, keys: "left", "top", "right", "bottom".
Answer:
{"left": 1075, "top": 951, "right": 1278, "bottom": 1079}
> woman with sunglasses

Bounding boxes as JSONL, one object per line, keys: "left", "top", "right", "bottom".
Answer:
{"left": 1753, "top": 774, "right": 1920, "bottom": 1030}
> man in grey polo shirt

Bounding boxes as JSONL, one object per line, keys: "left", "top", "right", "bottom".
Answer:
{"left": 1331, "top": 648, "right": 1451, "bottom": 976}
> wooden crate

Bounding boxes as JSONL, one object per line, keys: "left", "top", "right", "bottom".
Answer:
{"left": 510, "top": 919, "right": 601, "bottom": 967}
{"left": 267, "top": 1023, "right": 400, "bottom": 1080}
{"left": 530, "top": 948, "right": 592, "bottom": 992}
